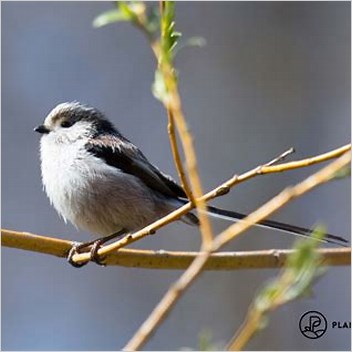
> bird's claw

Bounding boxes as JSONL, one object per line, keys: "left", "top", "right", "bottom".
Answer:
{"left": 67, "top": 242, "right": 90, "bottom": 268}
{"left": 66, "top": 230, "right": 127, "bottom": 268}
{"left": 67, "top": 240, "right": 106, "bottom": 268}
{"left": 89, "top": 240, "right": 107, "bottom": 266}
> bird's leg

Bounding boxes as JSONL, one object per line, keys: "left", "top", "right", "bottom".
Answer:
{"left": 67, "top": 229, "right": 127, "bottom": 268}
{"left": 89, "top": 229, "right": 127, "bottom": 266}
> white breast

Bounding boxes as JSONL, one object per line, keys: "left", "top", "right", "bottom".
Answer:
{"left": 40, "top": 136, "right": 91, "bottom": 223}
{"left": 40, "top": 135, "right": 168, "bottom": 236}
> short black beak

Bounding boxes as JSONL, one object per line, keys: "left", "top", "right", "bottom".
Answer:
{"left": 34, "top": 125, "right": 50, "bottom": 134}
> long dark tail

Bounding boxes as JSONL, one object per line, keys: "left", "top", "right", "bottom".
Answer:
{"left": 206, "top": 205, "right": 349, "bottom": 247}
{"left": 178, "top": 199, "right": 349, "bottom": 247}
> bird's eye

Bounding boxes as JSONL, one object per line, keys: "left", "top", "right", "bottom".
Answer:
{"left": 61, "top": 120, "right": 73, "bottom": 128}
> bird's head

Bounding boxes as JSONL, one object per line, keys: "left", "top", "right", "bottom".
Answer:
{"left": 34, "top": 102, "right": 117, "bottom": 143}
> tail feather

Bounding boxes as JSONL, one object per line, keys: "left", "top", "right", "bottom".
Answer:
{"left": 206, "top": 205, "right": 349, "bottom": 247}
{"left": 177, "top": 199, "right": 349, "bottom": 247}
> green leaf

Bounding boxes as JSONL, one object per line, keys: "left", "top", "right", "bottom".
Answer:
{"left": 119, "top": 2, "right": 141, "bottom": 22}
{"left": 198, "top": 329, "right": 213, "bottom": 351}
{"left": 254, "top": 281, "right": 280, "bottom": 312}
{"left": 174, "top": 36, "right": 206, "bottom": 56}
{"left": 198, "top": 329, "right": 223, "bottom": 351}
{"left": 184, "top": 36, "right": 206, "bottom": 48}
{"left": 331, "top": 165, "right": 351, "bottom": 180}
{"left": 93, "top": 2, "right": 148, "bottom": 28}
{"left": 93, "top": 9, "right": 132, "bottom": 28}
{"left": 152, "top": 69, "right": 168, "bottom": 102}
{"left": 252, "top": 226, "right": 326, "bottom": 332}
{"left": 160, "top": 1, "right": 180, "bottom": 62}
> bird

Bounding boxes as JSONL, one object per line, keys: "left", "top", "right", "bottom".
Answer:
{"left": 34, "top": 102, "right": 348, "bottom": 266}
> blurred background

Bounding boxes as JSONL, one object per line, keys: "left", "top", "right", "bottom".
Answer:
{"left": 1, "top": 2, "right": 350, "bottom": 350}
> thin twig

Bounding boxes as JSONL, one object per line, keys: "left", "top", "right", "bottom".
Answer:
{"left": 69, "top": 144, "right": 351, "bottom": 265}
{"left": 265, "top": 147, "right": 295, "bottom": 167}
{"left": 212, "top": 151, "right": 351, "bottom": 251}
{"left": 226, "top": 310, "right": 261, "bottom": 351}
{"left": 167, "top": 109, "right": 194, "bottom": 202}
{"left": 258, "top": 144, "right": 350, "bottom": 174}
{"left": 123, "top": 151, "right": 351, "bottom": 351}
{"left": 2, "top": 229, "right": 349, "bottom": 269}
{"left": 165, "top": 88, "right": 214, "bottom": 247}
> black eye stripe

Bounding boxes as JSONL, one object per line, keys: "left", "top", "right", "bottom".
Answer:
{"left": 61, "top": 120, "right": 74, "bottom": 128}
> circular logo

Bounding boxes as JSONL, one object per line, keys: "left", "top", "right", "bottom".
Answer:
{"left": 299, "top": 311, "right": 327, "bottom": 339}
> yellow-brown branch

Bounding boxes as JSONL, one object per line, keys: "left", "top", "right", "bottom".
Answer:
{"left": 2, "top": 229, "right": 350, "bottom": 269}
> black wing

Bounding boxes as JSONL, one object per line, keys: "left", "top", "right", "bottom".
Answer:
{"left": 85, "top": 135, "right": 187, "bottom": 199}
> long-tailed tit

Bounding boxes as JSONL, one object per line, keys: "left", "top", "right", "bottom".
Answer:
{"left": 34, "top": 102, "right": 348, "bottom": 266}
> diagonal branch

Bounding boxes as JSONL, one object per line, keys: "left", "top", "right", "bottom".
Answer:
{"left": 123, "top": 150, "right": 351, "bottom": 351}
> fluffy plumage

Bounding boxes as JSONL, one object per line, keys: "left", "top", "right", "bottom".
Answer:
{"left": 37, "top": 102, "right": 197, "bottom": 236}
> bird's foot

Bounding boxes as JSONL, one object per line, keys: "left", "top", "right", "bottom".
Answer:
{"left": 67, "top": 230, "right": 127, "bottom": 268}
{"left": 67, "top": 240, "right": 108, "bottom": 267}
{"left": 67, "top": 241, "right": 93, "bottom": 268}
{"left": 89, "top": 239, "right": 108, "bottom": 266}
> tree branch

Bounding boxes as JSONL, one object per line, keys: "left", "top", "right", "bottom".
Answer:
{"left": 2, "top": 229, "right": 350, "bottom": 269}
{"left": 258, "top": 144, "right": 351, "bottom": 174}
{"left": 123, "top": 151, "right": 351, "bottom": 351}
{"left": 166, "top": 109, "right": 195, "bottom": 202}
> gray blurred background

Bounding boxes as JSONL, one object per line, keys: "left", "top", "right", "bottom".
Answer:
{"left": 1, "top": 2, "right": 350, "bottom": 350}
